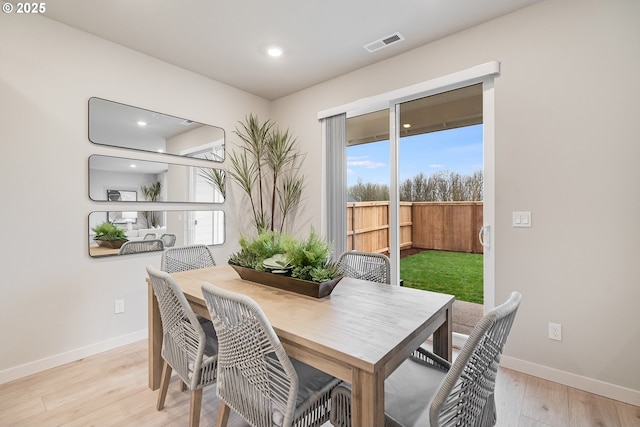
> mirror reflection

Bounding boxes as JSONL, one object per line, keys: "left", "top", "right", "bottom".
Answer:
{"left": 89, "top": 210, "right": 225, "bottom": 258}
{"left": 88, "top": 97, "right": 225, "bottom": 160}
{"left": 89, "top": 155, "right": 225, "bottom": 204}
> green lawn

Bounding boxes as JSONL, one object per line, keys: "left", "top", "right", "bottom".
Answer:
{"left": 400, "top": 250, "right": 483, "bottom": 304}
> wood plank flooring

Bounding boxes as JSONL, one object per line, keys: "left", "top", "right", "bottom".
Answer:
{"left": 0, "top": 340, "right": 638, "bottom": 427}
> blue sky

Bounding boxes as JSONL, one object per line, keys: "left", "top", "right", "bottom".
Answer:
{"left": 346, "top": 124, "right": 483, "bottom": 187}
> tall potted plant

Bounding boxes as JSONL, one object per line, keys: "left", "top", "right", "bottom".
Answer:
{"left": 198, "top": 154, "right": 226, "bottom": 199}
{"left": 140, "top": 181, "right": 161, "bottom": 227}
{"left": 227, "top": 114, "right": 304, "bottom": 234}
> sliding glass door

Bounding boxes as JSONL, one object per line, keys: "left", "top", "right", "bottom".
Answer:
{"left": 324, "top": 63, "right": 498, "bottom": 319}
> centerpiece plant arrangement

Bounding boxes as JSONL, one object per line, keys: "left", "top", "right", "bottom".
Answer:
{"left": 228, "top": 228, "right": 341, "bottom": 284}
{"left": 92, "top": 221, "right": 128, "bottom": 249}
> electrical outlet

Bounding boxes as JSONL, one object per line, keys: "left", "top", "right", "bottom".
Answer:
{"left": 548, "top": 322, "right": 562, "bottom": 341}
{"left": 114, "top": 299, "right": 125, "bottom": 314}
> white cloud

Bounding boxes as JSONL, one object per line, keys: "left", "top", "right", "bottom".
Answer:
{"left": 429, "top": 163, "right": 445, "bottom": 169}
{"left": 347, "top": 157, "right": 386, "bottom": 169}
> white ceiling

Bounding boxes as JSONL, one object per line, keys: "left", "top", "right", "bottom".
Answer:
{"left": 43, "top": 0, "right": 541, "bottom": 100}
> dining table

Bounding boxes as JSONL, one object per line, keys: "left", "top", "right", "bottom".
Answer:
{"left": 147, "top": 264, "right": 454, "bottom": 427}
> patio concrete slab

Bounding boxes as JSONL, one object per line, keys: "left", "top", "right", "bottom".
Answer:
{"left": 452, "top": 300, "right": 483, "bottom": 335}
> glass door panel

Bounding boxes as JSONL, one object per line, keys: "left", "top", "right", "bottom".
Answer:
{"left": 397, "top": 84, "right": 485, "bottom": 335}
{"left": 346, "top": 109, "right": 390, "bottom": 254}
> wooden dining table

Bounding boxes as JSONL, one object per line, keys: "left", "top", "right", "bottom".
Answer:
{"left": 147, "top": 265, "right": 454, "bottom": 427}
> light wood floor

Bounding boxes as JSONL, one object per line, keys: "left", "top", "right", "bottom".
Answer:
{"left": 0, "top": 340, "right": 638, "bottom": 427}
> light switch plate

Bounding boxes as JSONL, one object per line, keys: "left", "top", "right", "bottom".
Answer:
{"left": 512, "top": 211, "right": 532, "bottom": 228}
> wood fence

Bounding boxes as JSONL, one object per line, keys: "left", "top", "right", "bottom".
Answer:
{"left": 346, "top": 201, "right": 483, "bottom": 254}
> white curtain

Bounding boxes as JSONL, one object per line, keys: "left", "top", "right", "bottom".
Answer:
{"left": 323, "top": 113, "right": 347, "bottom": 258}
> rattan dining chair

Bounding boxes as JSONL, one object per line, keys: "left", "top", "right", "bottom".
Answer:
{"left": 160, "top": 233, "right": 177, "bottom": 248}
{"left": 144, "top": 233, "right": 157, "bottom": 240}
{"left": 146, "top": 266, "right": 218, "bottom": 427}
{"left": 161, "top": 244, "right": 216, "bottom": 273}
{"left": 330, "top": 291, "right": 522, "bottom": 427}
{"left": 118, "top": 239, "right": 164, "bottom": 255}
{"left": 201, "top": 282, "right": 340, "bottom": 427}
{"left": 336, "top": 250, "right": 391, "bottom": 284}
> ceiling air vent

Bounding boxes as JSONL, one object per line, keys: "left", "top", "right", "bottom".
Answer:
{"left": 364, "top": 32, "right": 405, "bottom": 53}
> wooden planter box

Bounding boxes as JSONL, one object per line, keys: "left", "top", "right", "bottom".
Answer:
{"left": 230, "top": 265, "right": 342, "bottom": 298}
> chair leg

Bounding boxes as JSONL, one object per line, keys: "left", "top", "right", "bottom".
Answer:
{"left": 215, "top": 401, "right": 231, "bottom": 427}
{"left": 189, "top": 388, "right": 203, "bottom": 427}
{"left": 181, "top": 381, "right": 187, "bottom": 392}
{"left": 157, "top": 360, "right": 172, "bottom": 411}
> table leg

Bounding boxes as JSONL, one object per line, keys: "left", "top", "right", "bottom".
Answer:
{"left": 432, "top": 304, "right": 453, "bottom": 362}
{"left": 148, "top": 282, "right": 163, "bottom": 390}
{"left": 351, "top": 367, "right": 385, "bottom": 427}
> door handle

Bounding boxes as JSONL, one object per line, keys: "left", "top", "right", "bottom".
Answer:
{"left": 479, "top": 225, "right": 491, "bottom": 249}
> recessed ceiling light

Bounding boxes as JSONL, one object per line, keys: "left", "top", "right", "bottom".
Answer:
{"left": 137, "top": 121, "right": 147, "bottom": 126}
{"left": 267, "top": 46, "right": 283, "bottom": 57}
{"left": 130, "top": 164, "right": 136, "bottom": 168}
{"left": 157, "top": 149, "right": 164, "bottom": 153}
{"left": 403, "top": 123, "right": 411, "bottom": 129}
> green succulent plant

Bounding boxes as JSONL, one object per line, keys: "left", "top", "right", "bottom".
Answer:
{"left": 228, "top": 228, "right": 341, "bottom": 283}
{"left": 282, "top": 228, "right": 334, "bottom": 281}
{"left": 92, "top": 221, "right": 128, "bottom": 241}
{"left": 262, "top": 254, "right": 292, "bottom": 273}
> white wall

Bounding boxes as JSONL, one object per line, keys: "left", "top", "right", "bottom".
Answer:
{"left": 271, "top": 0, "right": 640, "bottom": 404}
{"left": 88, "top": 169, "right": 155, "bottom": 203}
{"left": 0, "top": 15, "right": 268, "bottom": 380}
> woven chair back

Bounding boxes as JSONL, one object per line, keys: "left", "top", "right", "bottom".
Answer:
{"left": 119, "top": 239, "right": 164, "bottom": 255}
{"left": 337, "top": 251, "right": 391, "bottom": 284}
{"left": 201, "top": 282, "right": 299, "bottom": 427}
{"left": 160, "top": 233, "right": 177, "bottom": 247}
{"left": 146, "top": 266, "right": 210, "bottom": 389}
{"left": 430, "top": 291, "right": 522, "bottom": 426}
{"left": 161, "top": 244, "right": 215, "bottom": 273}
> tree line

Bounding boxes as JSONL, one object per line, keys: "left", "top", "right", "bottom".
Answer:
{"left": 348, "top": 170, "right": 483, "bottom": 202}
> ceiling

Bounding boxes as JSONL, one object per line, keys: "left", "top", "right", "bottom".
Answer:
{"left": 43, "top": 0, "right": 541, "bottom": 100}
{"left": 347, "top": 84, "right": 483, "bottom": 146}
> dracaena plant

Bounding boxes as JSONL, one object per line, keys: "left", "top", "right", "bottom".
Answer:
{"left": 228, "top": 114, "right": 305, "bottom": 234}
{"left": 197, "top": 153, "right": 226, "bottom": 199}
{"left": 140, "top": 181, "right": 161, "bottom": 227}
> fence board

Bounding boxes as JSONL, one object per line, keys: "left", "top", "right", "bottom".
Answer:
{"left": 347, "top": 201, "right": 483, "bottom": 254}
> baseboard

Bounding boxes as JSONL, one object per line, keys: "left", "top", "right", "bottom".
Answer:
{"left": 0, "top": 329, "right": 147, "bottom": 385}
{"left": 452, "top": 332, "right": 468, "bottom": 349}
{"left": 3, "top": 331, "right": 638, "bottom": 408}
{"left": 501, "top": 355, "right": 640, "bottom": 407}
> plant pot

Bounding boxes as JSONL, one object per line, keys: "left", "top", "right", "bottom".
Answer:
{"left": 230, "top": 265, "right": 342, "bottom": 298}
{"left": 95, "top": 239, "right": 128, "bottom": 249}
